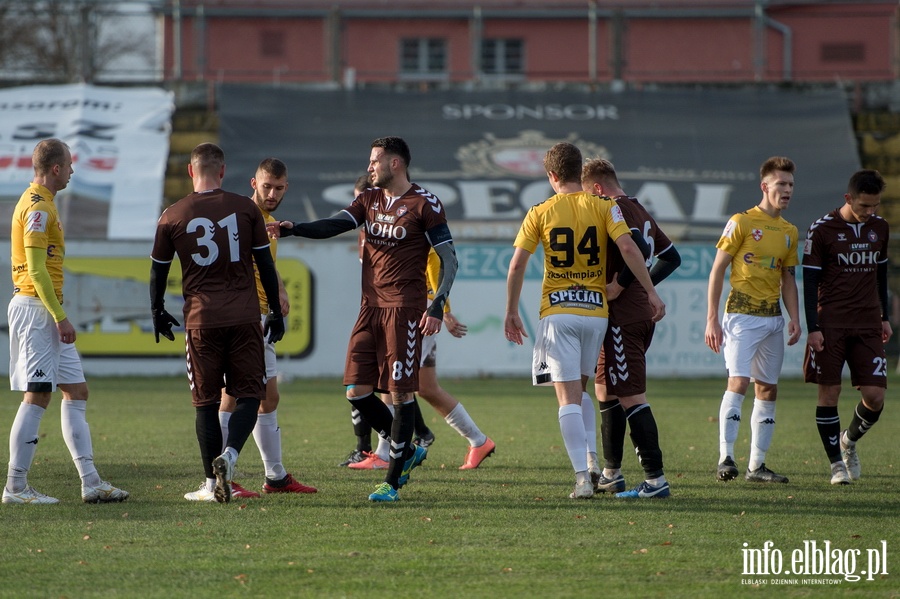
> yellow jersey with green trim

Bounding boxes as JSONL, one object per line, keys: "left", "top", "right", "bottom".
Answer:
{"left": 514, "top": 191, "right": 630, "bottom": 319}
{"left": 11, "top": 183, "right": 65, "bottom": 301}
{"left": 255, "top": 207, "right": 278, "bottom": 314}
{"left": 716, "top": 205, "right": 799, "bottom": 317}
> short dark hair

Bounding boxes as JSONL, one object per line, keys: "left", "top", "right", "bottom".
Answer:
{"left": 544, "top": 142, "right": 582, "bottom": 184}
{"left": 257, "top": 157, "right": 287, "bottom": 179}
{"left": 847, "top": 169, "right": 886, "bottom": 197}
{"left": 190, "top": 142, "right": 225, "bottom": 173}
{"left": 760, "top": 156, "right": 795, "bottom": 180}
{"left": 581, "top": 158, "right": 620, "bottom": 188}
{"left": 32, "top": 138, "right": 69, "bottom": 175}
{"left": 372, "top": 136, "right": 411, "bottom": 168}
{"left": 353, "top": 174, "right": 371, "bottom": 195}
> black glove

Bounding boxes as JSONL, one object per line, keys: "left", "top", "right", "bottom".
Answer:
{"left": 152, "top": 308, "right": 180, "bottom": 343}
{"left": 264, "top": 313, "right": 285, "bottom": 344}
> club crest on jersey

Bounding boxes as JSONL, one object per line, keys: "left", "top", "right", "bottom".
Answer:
{"left": 396, "top": 205, "right": 408, "bottom": 217}
{"left": 751, "top": 228, "right": 763, "bottom": 241}
{"left": 868, "top": 230, "right": 878, "bottom": 242}
{"left": 548, "top": 284, "right": 603, "bottom": 310}
{"left": 375, "top": 213, "right": 396, "bottom": 224}
{"left": 838, "top": 233, "right": 847, "bottom": 241}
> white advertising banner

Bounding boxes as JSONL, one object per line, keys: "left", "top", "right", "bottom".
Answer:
{"left": 0, "top": 83, "right": 174, "bottom": 240}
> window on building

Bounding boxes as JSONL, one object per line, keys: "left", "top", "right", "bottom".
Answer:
{"left": 400, "top": 38, "right": 447, "bottom": 78}
{"left": 260, "top": 30, "right": 286, "bottom": 58}
{"left": 820, "top": 43, "right": 865, "bottom": 63}
{"left": 481, "top": 39, "right": 524, "bottom": 76}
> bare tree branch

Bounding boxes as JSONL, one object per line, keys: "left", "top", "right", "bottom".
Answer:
{"left": 0, "top": 0, "right": 154, "bottom": 82}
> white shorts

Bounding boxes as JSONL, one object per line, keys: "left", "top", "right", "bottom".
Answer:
{"left": 259, "top": 314, "right": 277, "bottom": 381}
{"left": 420, "top": 334, "right": 437, "bottom": 368}
{"left": 721, "top": 312, "right": 785, "bottom": 384}
{"left": 8, "top": 295, "right": 85, "bottom": 392}
{"left": 532, "top": 313, "right": 606, "bottom": 386}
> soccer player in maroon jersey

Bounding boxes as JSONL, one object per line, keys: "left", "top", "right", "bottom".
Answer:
{"left": 150, "top": 143, "right": 285, "bottom": 504}
{"left": 272, "top": 137, "right": 458, "bottom": 502}
{"left": 582, "top": 158, "right": 682, "bottom": 499}
{"left": 802, "top": 169, "right": 891, "bottom": 485}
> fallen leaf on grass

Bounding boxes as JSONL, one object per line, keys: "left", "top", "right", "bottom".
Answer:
{"left": 234, "top": 574, "right": 248, "bottom": 585}
{"left": 633, "top": 548, "right": 648, "bottom": 554}
{"left": 421, "top": 517, "right": 432, "bottom": 522}
{"left": 82, "top": 535, "right": 91, "bottom": 541}
{"left": 502, "top": 568, "right": 513, "bottom": 573}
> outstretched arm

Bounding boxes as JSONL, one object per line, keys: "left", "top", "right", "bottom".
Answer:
{"left": 270, "top": 211, "right": 357, "bottom": 239}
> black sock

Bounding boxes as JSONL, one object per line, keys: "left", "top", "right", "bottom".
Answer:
{"left": 351, "top": 406, "right": 373, "bottom": 452}
{"left": 195, "top": 404, "right": 221, "bottom": 479}
{"left": 847, "top": 401, "right": 882, "bottom": 442}
{"left": 599, "top": 399, "right": 625, "bottom": 470}
{"left": 385, "top": 401, "right": 416, "bottom": 489}
{"left": 412, "top": 395, "right": 432, "bottom": 438}
{"left": 225, "top": 397, "right": 261, "bottom": 453}
{"left": 815, "top": 406, "right": 842, "bottom": 463}
{"left": 348, "top": 393, "right": 393, "bottom": 439}
{"left": 625, "top": 403, "right": 664, "bottom": 479}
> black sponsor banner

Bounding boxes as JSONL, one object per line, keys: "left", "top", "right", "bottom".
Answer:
{"left": 219, "top": 85, "right": 859, "bottom": 240}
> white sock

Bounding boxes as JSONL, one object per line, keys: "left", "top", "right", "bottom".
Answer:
{"left": 204, "top": 477, "right": 217, "bottom": 492}
{"left": 253, "top": 411, "right": 286, "bottom": 481}
{"left": 6, "top": 403, "right": 45, "bottom": 493}
{"left": 558, "top": 403, "right": 588, "bottom": 473}
{"left": 444, "top": 403, "right": 487, "bottom": 447}
{"left": 375, "top": 434, "right": 391, "bottom": 461}
{"left": 749, "top": 399, "right": 776, "bottom": 471}
{"left": 61, "top": 400, "right": 101, "bottom": 488}
{"left": 719, "top": 391, "right": 745, "bottom": 462}
{"left": 221, "top": 447, "right": 239, "bottom": 466}
{"left": 581, "top": 391, "right": 597, "bottom": 454}
{"left": 218, "top": 411, "right": 231, "bottom": 453}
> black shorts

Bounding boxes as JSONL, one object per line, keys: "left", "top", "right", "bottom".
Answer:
{"left": 804, "top": 326, "right": 888, "bottom": 388}
{"left": 186, "top": 323, "right": 266, "bottom": 407}
{"left": 596, "top": 320, "right": 655, "bottom": 397}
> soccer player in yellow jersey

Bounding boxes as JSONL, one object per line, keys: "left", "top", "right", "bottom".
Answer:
{"left": 505, "top": 142, "right": 665, "bottom": 499}
{"left": 218, "top": 158, "right": 317, "bottom": 499}
{"left": 418, "top": 248, "right": 495, "bottom": 469}
{"left": 705, "top": 156, "right": 802, "bottom": 484}
{"left": 4, "top": 138, "right": 128, "bottom": 505}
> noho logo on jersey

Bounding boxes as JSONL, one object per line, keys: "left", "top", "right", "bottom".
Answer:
{"left": 366, "top": 218, "right": 408, "bottom": 240}
{"left": 837, "top": 250, "right": 880, "bottom": 266}
{"left": 548, "top": 285, "right": 604, "bottom": 309}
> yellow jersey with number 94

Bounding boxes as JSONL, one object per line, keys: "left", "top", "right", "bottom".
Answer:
{"left": 514, "top": 191, "right": 630, "bottom": 319}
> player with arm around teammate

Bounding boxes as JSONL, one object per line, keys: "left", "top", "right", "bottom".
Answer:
{"left": 802, "top": 169, "right": 891, "bottom": 485}
{"left": 504, "top": 142, "right": 665, "bottom": 500}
